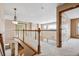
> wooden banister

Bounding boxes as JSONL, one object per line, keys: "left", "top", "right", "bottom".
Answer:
{"left": 14, "top": 37, "right": 37, "bottom": 56}
{"left": 19, "top": 39, "right": 37, "bottom": 53}
{"left": 0, "top": 34, "right": 5, "bottom": 56}
{"left": 15, "top": 28, "right": 56, "bottom": 55}
{"left": 16, "top": 29, "right": 56, "bottom": 31}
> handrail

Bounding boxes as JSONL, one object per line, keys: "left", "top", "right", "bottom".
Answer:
{"left": 15, "top": 29, "right": 56, "bottom": 31}
{"left": 14, "top": 37, "right": 37, "bottom": 56}
{"left": 19, "top": 39, "right": 37, "bottom": 53}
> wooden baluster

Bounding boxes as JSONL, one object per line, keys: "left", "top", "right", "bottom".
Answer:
{"left": 35, "top": 31, "right": 36, "bottom": 40}
{"left": 11, "top": 43, "right": 15, "bottom": 56}
{"left": 23, "top": 29, "right": 24, "bottom": 42}
{"left": 38, "top": 28, "right": 41, "bottom": 54}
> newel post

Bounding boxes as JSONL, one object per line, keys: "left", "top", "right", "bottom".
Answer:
{"left": 38, "top": 28, "right": 41, "bottom": 54}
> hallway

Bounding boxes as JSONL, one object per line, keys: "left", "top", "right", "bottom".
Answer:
{"left": 0, "top": 3, "right": 79, "bottom": 56}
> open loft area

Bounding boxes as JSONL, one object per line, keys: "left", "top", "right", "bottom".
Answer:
{"left": 0, "top": 3, "right": 79, "bottom": 56}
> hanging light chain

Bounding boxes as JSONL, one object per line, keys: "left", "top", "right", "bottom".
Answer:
{"left": 14, "top": 8, "right": 17, "bottom": 21}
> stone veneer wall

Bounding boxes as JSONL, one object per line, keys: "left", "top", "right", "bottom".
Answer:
{"left": 5, "top": 20, "right": 16, "bottom": 44}
{"left": 61, "top": 13, "right": 70, "bottom": 42}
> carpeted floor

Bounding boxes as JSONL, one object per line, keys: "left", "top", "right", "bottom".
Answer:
{"left": 1, "top": 38, "right": 79, "bottom": 56}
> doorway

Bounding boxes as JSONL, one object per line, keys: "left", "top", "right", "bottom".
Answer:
{"left": 57, "top": 3, "right": 79, "bottom": 47}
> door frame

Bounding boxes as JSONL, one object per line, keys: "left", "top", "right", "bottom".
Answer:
{"left": 71, "top": 18, "right": 79, "bottom": 38}
{"left": 57, "top": 3, "right": 79, "bottom": 47}
{"left": 71, "top": 18, "right": 77, "bottom": 38}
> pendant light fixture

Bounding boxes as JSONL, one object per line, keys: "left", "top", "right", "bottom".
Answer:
{"left": 12, "top": 8, "right": 18, "bottom": 24}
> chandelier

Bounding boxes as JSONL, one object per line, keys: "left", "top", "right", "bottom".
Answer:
{"left": 12, "top": 8, "right": 18, "bottom": 24}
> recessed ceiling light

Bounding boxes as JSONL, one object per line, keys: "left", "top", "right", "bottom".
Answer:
{"left": 41, "top": 6, "right": 44, "bottom": 10}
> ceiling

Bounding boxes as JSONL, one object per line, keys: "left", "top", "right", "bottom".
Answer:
{"left": 0, "top": 3, "right": 58, "bottom": 24}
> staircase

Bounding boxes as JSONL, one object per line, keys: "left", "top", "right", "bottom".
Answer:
{"left": 12, "top": 37, "right": 37, "bottom": 56}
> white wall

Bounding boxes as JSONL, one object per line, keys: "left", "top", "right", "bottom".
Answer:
{"left": 0, "top": 19, "right": 5, "bottom": 34}
{"left": 61, "top": 13, "right": 70, "bottom": 42}
{"left": 64, "top": 8, "right": 79, "bottom": 19}
{"left": 61, "top": 8, "right": 79, "bottom": 41}
{"left": 0, "top": 19, "right": 16, "bottom": 44}
{"left": 5, "top": 20, "right": 16, "bottom": 44}
{"left": 0, "top": 19, "right": 6, "bottom": 44}
{"left": 0, "top": 4, "right": 6, "bottom": 43}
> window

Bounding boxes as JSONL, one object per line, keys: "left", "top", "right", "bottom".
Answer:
{"left": 48, "top": 24, "right": 56, "bottom": 30}
{"left": 43, "top": 25, "right": 47, "bottom": 29}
